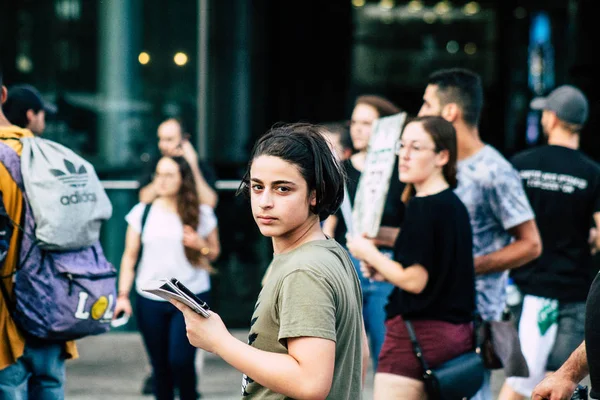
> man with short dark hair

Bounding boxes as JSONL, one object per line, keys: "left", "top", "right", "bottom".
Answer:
{"left": 500, "top": 85, "right": 600, "bottom": 399}
{"left": 3, "top": 84, "right": 57, "bottom": 135}
{"left": 418, "top": 68, "right": 542, "bottom": 399}
{"left": 138, "top": 118, "right": 218, "bottom": 208}
{"left": 0, "top": 65, "right": 77, "bottom": 399}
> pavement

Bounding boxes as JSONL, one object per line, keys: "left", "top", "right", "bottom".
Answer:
{"left": 65, "top": 331, "right": 590, "bottom": 400}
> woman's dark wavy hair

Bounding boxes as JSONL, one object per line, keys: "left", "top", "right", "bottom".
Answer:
{"left": 162, "top": 156, "right": 207, "bottom": 270}
{"left": 401, "top": 116, "right": 458, "bottom": 203}
{"left": 237, "top": 122, "right": 346, "bottom": 221}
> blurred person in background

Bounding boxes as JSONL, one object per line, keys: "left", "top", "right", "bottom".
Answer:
{"left": 346, "top": 116, "right": 476, "bottom": 399}
{"left": 501, "top": 85, "right": 599, "bottom": 399}
{"left": 138, "top": 117, "right": 219, "bottom": 395}
{"left": 0, "top": 65, "right": 77, "bottom": 399}
{"left": 321, "top": 121, "right": 353, "bottom": 162}
{"left": 139, "top": 118, "right": 218, "bottom": 208}
{"left": 3, "top": 84, "right": 57, "bottom": 135}
{"left": 323, "top": 94, "right": 406, "bottom": 371}
{"left": 114, "top": 155, "right": 220, "bottom": 400}
{"left": 418, "top": 67, "right": 542, "bottom": 400}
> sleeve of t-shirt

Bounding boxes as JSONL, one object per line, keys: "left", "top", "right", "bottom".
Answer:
{"left": 198, "top": 204, "right": 218, "bottom": 237}
{"left": 277, "top": 270, "right": 337, "bottom": 344}
{"left": 124, "top": 203, "right": 146, "bottom": 233}
{"left": 487, "top": 165, "right": 535, "bottom": 231}
{"left": 394, "top": 211, "right": 436, "bottom": 273}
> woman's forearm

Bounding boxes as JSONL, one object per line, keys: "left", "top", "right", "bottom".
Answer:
{"left": 118, "top": 254, "right": 137, "bottom": 295}
{"left": 365, "top": 251, "right": 426, "bottom": 294}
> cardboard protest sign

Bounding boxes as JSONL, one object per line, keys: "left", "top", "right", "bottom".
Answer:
{"left": 351, "top": 112, "right": 407, "bottom": 237}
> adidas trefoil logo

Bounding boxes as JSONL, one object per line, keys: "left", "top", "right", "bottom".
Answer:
{"left": 50, "top": 159, "right": 89, "bottom": 188}
{"left": 49, "top": 159, "right": 97, "bottom": 206}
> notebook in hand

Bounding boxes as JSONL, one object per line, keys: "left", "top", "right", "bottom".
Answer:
{"left": 143, "top": 278, "right": 211, "bottom": 318}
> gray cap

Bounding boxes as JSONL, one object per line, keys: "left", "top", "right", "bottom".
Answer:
{"left": 530, "top": 85, "right": 588, "bottom": 125}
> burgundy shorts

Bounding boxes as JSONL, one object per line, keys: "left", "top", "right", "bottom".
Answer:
{"left": 377, "top": 315, "right": 474, "bottom": 380}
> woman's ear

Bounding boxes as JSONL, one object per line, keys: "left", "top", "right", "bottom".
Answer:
{"left": 309, "top": 189, "right": 317, "bottom": 207}
{"left": 1, "top": 86, "right": 7, "bottom": 105}
{"left": 435, "top": 149, "right": 450, "bottom": 168}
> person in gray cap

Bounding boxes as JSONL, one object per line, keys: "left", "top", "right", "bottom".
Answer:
{"left": 2, "top": 84, "right": 57, "bottom": 135}
{"left": 499, "top": 85, "right": 600, "bottom": 400}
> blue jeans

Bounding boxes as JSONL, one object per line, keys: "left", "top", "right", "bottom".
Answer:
{"left": 136, "top": 291, "right": 210, "bottom": 400}
{"left": 347, "top": 249, "right": 394, "bottom": 370}
{"left": 0, "top": 341, "right": 66, "bottom": 400}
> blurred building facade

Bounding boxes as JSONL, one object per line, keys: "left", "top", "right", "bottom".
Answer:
{"left": 0, "top": 0, "right": 598, "bottom": 328}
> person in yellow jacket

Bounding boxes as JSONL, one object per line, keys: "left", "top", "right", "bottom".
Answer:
{"left": 0, "top": 66, "right": 77, "bottom": 399}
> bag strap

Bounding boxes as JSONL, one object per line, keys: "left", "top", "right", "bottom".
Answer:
{"left": 0, "top": 139, "right": 45, "bottom": 312}
{"left": 0, "top": 279, "right": 15, "bottom": 315}
{"left": 0, "top": 142, "right": 25, "bottom": 312}
{"left": 404, "top": 320, "right": 433, "bottom": 377}
{"left": 0, "top": 142, "right": 24, "bottom": 189}
{"left": 134, "top": 202, "right": 152, "bottom": 273}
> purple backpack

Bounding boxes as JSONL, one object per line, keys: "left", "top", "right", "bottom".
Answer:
{"left": 0, "top": 141, "right": 117, "bottom": 341}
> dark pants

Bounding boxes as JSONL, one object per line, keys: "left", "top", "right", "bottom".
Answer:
{"left": 136, "top": 291, "right": 210, "bottom": 400}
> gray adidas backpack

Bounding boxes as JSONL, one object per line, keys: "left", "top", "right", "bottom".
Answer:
{"left": 20, "top": 137, "right": 113, "bottom": 250}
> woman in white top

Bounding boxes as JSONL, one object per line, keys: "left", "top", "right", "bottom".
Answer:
{"left": 114, "top": 155, "right": 220, "bottom": 400}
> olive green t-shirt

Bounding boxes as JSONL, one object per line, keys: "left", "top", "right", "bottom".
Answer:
{"left": 241, "top": 239, "right": 364, "bottom": 399}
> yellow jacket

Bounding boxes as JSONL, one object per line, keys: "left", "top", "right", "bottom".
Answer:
{"left": 0, "top": 125, "right": 78, "bottom": 371}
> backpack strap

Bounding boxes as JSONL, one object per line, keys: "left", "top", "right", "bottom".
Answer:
{"left": 0, "top": 277, "right": 14, "bottom": 312}
{"left": 0, "top": 140, "right": 35, "bottom": 313}
{"left": 134, "top": 202, "right": 153, "bottom": 273}
{"left": 0, "top": 141, "right": 24, "bottom": 191}
{"left": 0, "top": 142, "right": 38, "bottom": 246}
{"left": 0, "top": 141, "right": 23, "bottom": 312}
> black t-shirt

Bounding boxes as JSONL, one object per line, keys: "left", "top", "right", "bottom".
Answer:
{"left": 510, "top": 145, "right": 600, "bottom": 301}
{"left": 386, "top": 188, "right": 476, "bottom": 324}
{"left": 138, "top": 154, "right": 218, "bottom": 191}
{"left": 333, "top": 158, "right": 405, "bottom": 247}
{"left": 586, "top": 272, "right": 600, "bottom": 398}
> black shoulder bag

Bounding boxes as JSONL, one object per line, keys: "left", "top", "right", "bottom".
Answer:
{"left": 404, "top": 319, "right": 485, "bottom": 399}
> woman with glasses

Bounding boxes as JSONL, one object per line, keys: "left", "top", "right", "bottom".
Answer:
{"left": 347, "top": 116, "right": 476, "bottom": 399}
{"left": 322, "top": 94, "right": 406, "bottom": 371}
{"left": 113, "top": 155, "right": 221, "bottom": 400}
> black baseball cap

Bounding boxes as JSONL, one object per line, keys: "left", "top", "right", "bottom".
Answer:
{"left": 530, "top": 85, "right": 588, "bottom": 126}
{"left": 5, "top": 84, "right": 57, "bottom": 115}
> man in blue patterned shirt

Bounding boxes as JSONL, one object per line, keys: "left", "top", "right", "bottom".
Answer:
{"left": 418, "top": 68, "right": 542, "bottom": 399}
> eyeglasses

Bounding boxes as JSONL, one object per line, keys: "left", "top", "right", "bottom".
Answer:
{"left": 394, "top": 140, "right": 437, "bottom": 155}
